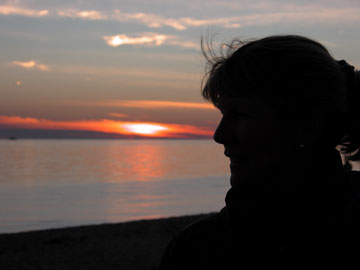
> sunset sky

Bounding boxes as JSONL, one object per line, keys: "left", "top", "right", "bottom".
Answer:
{"left": 1, "top": 0, "right": 359, "bottom": 138}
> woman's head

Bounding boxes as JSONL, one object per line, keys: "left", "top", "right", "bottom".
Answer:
{"left": 202, "top": 35, "right": 360, "bottom": 182}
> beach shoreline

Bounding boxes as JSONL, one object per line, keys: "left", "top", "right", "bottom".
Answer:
{"left": 0, "top": 213, "right": 215, "bottom": 270}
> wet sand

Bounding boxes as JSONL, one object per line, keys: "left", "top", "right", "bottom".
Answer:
{"left": 0, "top": 213, "right": 214, "bottom": 270}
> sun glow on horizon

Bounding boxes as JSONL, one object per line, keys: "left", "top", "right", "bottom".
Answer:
{"left": 0, "top": 115, "right": 213, "bottom": 138}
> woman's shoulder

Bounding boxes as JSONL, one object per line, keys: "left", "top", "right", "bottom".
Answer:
{"left": 182, "top": 209, "right": 228, "bottom": 234}
{"left": 347, "top": 170, "right": 360, "bottom": 182}
{"left": 343, "top": 170, "right": 360, "bottom": 219}
{"left": 158, "top": 209, "right": 231, "bottom": 269}
{"left": 166, "top": 209, "right": 229, "bottom": 249}
{"left": 344, "top": 171, "right": 360, "bottom": 207}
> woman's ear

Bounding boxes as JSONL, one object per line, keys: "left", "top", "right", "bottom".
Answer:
{"left": 295, "top": 109, "right": 325, "bottom": 147}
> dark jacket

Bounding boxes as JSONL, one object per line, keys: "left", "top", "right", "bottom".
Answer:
{"left": 159, "top": 171, "right": 360, "bottom": 268}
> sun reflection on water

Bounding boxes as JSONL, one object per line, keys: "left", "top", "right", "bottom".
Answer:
{"left": 120, "top": 143, "right": 166, "bottom": 181}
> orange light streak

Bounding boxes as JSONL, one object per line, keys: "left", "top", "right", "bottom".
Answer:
{"left": 0, "top": 115, "right": 213, "bottom": 138}
{"left": 111, "top": 100, "right": 215, "bottom": 110}
{"left": 88, "top": 100, "right": 215, "bottom": 110}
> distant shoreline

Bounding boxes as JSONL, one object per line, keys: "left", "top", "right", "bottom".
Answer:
{"left": 0, "top": 129, "right": 213, "bottom": 140}
{"left": 0, "top": 213, "right": 215, "bottom": 270}
{"left": 0, "top": 137, "right": 213, "bottom": 140}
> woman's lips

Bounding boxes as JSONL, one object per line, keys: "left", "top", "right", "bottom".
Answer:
{"left": 224, "top": 150, "right": 248, "bottom": 164}
{"left": 230, "top": 156, "right": 246, "bottom": 161}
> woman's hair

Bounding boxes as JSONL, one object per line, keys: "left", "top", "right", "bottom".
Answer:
{"left": 202, "top": 35, "right": 360, "bottom": 162}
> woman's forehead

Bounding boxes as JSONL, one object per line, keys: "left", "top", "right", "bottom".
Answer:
{"left": 219, "top": 96, "right": 298, "bottom": 115}
{"left": 220, "top": 97, "right": 276, "bottom": 112}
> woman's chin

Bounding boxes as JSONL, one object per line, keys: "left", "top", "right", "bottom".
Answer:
{"left": 230, "top": 171, "right": 254, "bottom": 186}
{"left": 230, "top": 164, "right": 272, "bottom": 186}
{"left": 230, "top": 163, "right": 250, "bottom": 182}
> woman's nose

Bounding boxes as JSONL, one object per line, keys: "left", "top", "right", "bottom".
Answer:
{"left": 213, "top": 116, "right": 235, "bottom": 144}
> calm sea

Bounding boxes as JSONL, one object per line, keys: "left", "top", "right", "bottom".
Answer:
{"left": 0, "top": 139, "right": 230, "bottom": 233}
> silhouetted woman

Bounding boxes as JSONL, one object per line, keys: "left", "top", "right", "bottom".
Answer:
{"left": 159, "top": 35, "right": 360, "bottom": 268}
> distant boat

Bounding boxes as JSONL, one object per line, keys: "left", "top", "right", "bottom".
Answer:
{"left": 8, "top": 137, "right": 17, "bottom": 140}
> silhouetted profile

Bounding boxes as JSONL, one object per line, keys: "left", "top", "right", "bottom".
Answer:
{"left": 159, "top": 35, "right": 360, "bottom": 268}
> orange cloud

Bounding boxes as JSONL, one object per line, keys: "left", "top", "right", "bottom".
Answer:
{"left": 104, "top": 33, "right": 168, "bottom": 47}
{"left": 3, "top": 5, "right": 360, "bottom": 30}
{"left": 108, "top": 113, "right": 128, "bottom": 118}
{"left": 103, "top": 33, "right": 197, "bottom": 48}
{"left": 12, "top": 60, "right": 49, "bottom": 71}
{"left": 69, "top": 100, "right": 215, "bottom": 110}
{"left": 0, "top": 115, "right": 213, "bottom": 138}
{"left": 111, "top": 7, "right": 360, "bottom": 30}
{"left": 113, "top": 10, "right": 186, "bottom": 30}
{"left": 57, "top": 9, "right": 105, "bottom": 20}
{"left": 111, "top": 10, "right": 240, "bottom": 30}
{"left": 96, "top": 100, "right": 215, "bottom": 110}
{"left": 0, "top": 5, "right": 48, "bottom": 17}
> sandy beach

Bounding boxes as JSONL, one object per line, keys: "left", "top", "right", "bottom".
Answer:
{"left": 0, "top": 213, "right": 214, "bottom": 270}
